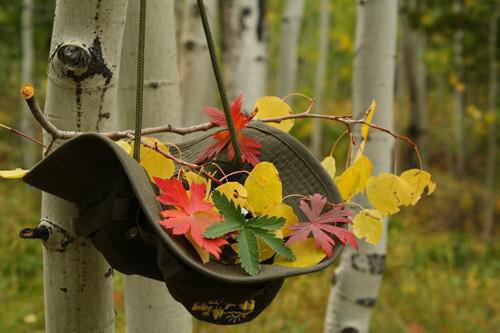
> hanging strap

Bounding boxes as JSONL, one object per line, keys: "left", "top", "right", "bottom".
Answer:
{"left": 197, "top": 0, "right": 241, "bottom": 165}
{"left": 133, "top": 0, "right": 147, "bottom": 162}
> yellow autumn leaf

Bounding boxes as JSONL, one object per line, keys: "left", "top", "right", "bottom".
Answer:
{"left": 335, "top": 155, "right": 373, "bottom": 201}
{"left": 214, "top": 182, "right": 247, "bottom": 208}
{"left": 186, "top": 234, "right": 210, "bottom": 264}
{"left": 321, "top": 156, "right": 336, "bottom": 178}
{"left": 0, "top": 168, "right": 29, "bottom": 179}
{"left": 352, "top": 209, "right": 384, "bottom": 245}
{"left": 400, "top": 169, "right": 436, "bottom": 205}
{"left": 253, "top": 96, "right": 294, "bottom": 132}
{"left": 366, "top": 173, "right": 414, "bottom": 215}
{"left": 244, "top": 162, "right": 282, "bottom": 214}
{"left": 361, "top": 100, "right": 377, "bottom": 140}
{"left": 275, "top": 239, "right": 326, "bottom": 268}
{"left": 184, "top": 171, "right": 208, "bottom": 186}
{"left": 263, "top": 203, "right": 298, "bottom": 238}
{"left": 131, "top": 137, "right": 175, "bottom": 181}
{"left": 115, "top": 140, "right": 132, "bottom": 154}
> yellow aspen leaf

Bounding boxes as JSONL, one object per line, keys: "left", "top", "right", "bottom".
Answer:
{"left": 366, "top": 173, "right": 414, "bottom": 215}
{"left": 275, "top": 238, "right": 326, "bottom": 268}
{"left": 335, "top": 155, "right": 373, "bottom": 201}
{"left": 321, "top": 156, "right": 336, "bottom": 178}
{"left": 184, "top": 171, "right": 208, "bottom": 186}
{"left": 263, "top": 203, "right": 298, "bottom": 237}
{"left": 253, "top": 96, "right": 294, "bottom": 132}
{"left": 400, "top": 169, "right": 436, "bottom": 205}
{"left": 352, "top": 209, "right": 384, "bottom": 245}
{"left": 244, "top": 162, "right": 282, "bottom": 214}
{"left": 186, "top": 234, "right": 210, "bottom": 264}
{"left": 115, "top": 140, "right": 132, "bottom": 155}
{"left": 0, "top": 168, "right": 29, "bottom": 179}
{"left": 131, "top": 137, "right": 175, "bottom": 181}
{"left": 361, "top": 100, "right": 377, "bottom": 140}
{"left": 214, "top": 182, "right": 247, "bottom": 208}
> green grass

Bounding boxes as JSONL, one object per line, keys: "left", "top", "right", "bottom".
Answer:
{"left": 0, "top": 180, "right": 498, "bottom": 332}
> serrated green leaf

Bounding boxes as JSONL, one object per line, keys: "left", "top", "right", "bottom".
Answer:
{"left": 212, "top": 191, "right": 245, "bottom": 223}
{"left": 204, "top": 219, "right": 242, "bottom": 238}
{"left": 237, "top": 228, "right": 260, "bottom": 276}
{"left": 254, "top": 229, "right": 295, "bottom": 260}
{"left": 247, "top": 215, "right": 285, "bottom": 231}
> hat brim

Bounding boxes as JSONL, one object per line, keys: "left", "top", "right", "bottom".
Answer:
{"left": 24, "top": 122, "right": 345, "bottom": 284}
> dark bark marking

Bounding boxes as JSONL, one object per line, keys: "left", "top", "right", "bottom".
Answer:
{"left": 351, "top": 253, "right": 386, "bottom": 275}
{"left": 341, "top": 328, "right": 360, "bottom": 333}
{"left": 257, "top": 0, "right": 266, "bottom": 42}
{"left": 104, "top": 268, "right": 114, "bottom": 278}
{"left": 60, "top": 287, "right": 68, "bottom": 292}
{"left": 356, "top": 298, "right": 377, "bottom": 307}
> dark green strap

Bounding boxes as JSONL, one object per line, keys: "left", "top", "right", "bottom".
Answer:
{"left": 133, "top": 0, "right": 147, "bottom": 161}
{"left": 197, "top": 0, "right": 241, "bottom": 165}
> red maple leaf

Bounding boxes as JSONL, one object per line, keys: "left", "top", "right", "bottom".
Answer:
{"left": 154, "top": 177, "right": 228, "bottom": 258}
{"left": 196, "top": 95, "right": 261, "bottom": 166}
{"left": 286, "top": 193, "right": 359, "bottom": 256}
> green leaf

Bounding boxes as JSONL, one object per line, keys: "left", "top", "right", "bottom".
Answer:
{"left": 248, "top": 215, "right": 285, "bottom": 231}
{"left": 212, "top": 191, "right": 245, "bottom": 223}
{"left": 237, "top": 228, "right": 260, "bottom": 276}
{"left": 204, "top": 220, "right": 242, "bottom": 238}
{"left": 254, "top": 229, "right": 295, "bottom": 260}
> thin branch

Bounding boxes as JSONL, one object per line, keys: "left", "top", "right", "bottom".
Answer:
{"left": 0, "top": 123, "right": 45, "bottom": 147}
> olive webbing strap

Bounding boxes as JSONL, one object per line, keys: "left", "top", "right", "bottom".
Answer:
{"left": 197, "top": 0, "right": 241, "bottom": 165}
{"left": 133, "top": 0, "right": 146, "bottom": 162}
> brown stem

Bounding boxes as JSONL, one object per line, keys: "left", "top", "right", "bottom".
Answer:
{"left": 0, "top": 123, "right": 45, "bottom": 147}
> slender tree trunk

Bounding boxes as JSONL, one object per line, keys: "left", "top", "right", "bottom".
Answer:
{"left": 483, "top": 4, "right": 499, "bottom": 243}
{"left": 453, "top": 1, "right": 465, "bottom": 177}
{"left": 41, "top": 1, "right": 128, "bottom": 332}
{"left": 219, "top": 0, "right": 242, "bottom": 100}
{"left": 311, "top": 0, "right": 330, "bottom": 158}
{"left": 118, "top": 1, "right": 193, "bottom": 332}
{"left": 324, "top": 1, "right": 398, "bottom": 332}
{"left": 276, "top": 0, "right": 304, "bottom": 98}
{"left": 236, "top": 0, "right": 267, "bottom": 113}
{"left": 179, "top": 0, "right": 217, "bottom": 128}
{"left": 401, "top": 1, "right": 428, "bottom": 168}
{"left": 20, "top": 0, "right": 36, "bottom": 167}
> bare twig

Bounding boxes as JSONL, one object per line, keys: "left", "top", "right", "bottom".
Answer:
{"left": 0, "top": 123, "right": 45, "bottom": 147}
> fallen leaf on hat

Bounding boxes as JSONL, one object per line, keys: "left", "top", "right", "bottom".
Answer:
{"left": 275, "top": 238, "right": 326, "bottom": 268}
{"left": 154, "top": 177, "right": 228, "bottom": 260}
{"left": 0, "top": 168, "right": 29, "bottom": 179}
{"left": 196, "top": 95, "right": 261, "bottom": 166}
{"left": 253, "top": 96, "right": 294, "bottom": 132}
{"left": 286, "top": 194, "right": 358, "bottom": 257}
{"left": 352, "top": 209, "right": 384, "bottom": 245}
{"left": 132, "top": 137, "right": 175, "bottom": 181}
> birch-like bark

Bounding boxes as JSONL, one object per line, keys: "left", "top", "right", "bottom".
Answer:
{"left": 311, "top": 0, "right": 330, "bottom": 158}
{"left": 41, "top": 1, "right": 128, "bottom": 332}
{"left": 20, "top": 0, "right": 36, "bottom": 167}
{"left": 219, "top": 0, "right": 242, "bottom": 100}
{"left": 276, "top": 0, "right": 304, "bottom": 98}
{"left": 452, "top": 1, "right": 465, "bottom": 177}
{"left": 483, "top": 4, "right": 499, "bottom": 243}
{"left": 179, "top": 0, "right": 217, "bottom": 128}
{"left": 118, "top": 1, "right": 192, "bottom": 332}
{"left": 324, "top": 1, "right": 398, "bottom": 332}
{"left": 236, "top": 0, "right": 267, "bottom": 113}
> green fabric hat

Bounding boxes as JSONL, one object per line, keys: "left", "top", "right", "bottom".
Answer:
{"left": 24, "top": 122, "right": 345, "bottom": 325}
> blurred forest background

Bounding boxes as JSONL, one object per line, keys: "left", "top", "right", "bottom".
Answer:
{"left": 0, "top": 0, "right": 498, "bottom": 332}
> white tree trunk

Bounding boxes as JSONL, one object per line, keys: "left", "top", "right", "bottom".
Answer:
{"left": 324, "top": 1, "right": 398, "bottom": 332}
{"left": 21, "top": 0, "right": 36, "bottom": 168}
{"left": 179, "top": 0, "right": 217, "bottom": 128}
{"left": 118, "top": 1, "right": 193, "bottom": 332}
{"left": 311, "top": 0, "right": 330, "bottom": 157}
{"left": 219, "top": 0, "right": 242, "bottom": 100}
{"left": 483, "top": 4, "right": 499, "bottom": 243}
{"left": 276, "top": 0, "right": 304, "bottom": 98}
{"left": 236, "top": 0, "right": 267, "bottom": 113}
{"left": 41, "top": 1, "right": 128, "bottom": 332}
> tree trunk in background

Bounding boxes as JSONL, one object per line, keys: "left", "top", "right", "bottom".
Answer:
{"left": 452, "top": 1, "right": 465, "bottom": 177}
{"left": 41, "top": 1, "right": 128, "bottom": 332}
{"left": 179, "top": 0, "right": 217, "bottom": 128}
{"left": 276, "top": 0, "right": 304, "bottom": 98}
{"left": 118, "top": 1, "right": 193, "bottom": 332}
{"left": 402, "top": 0, "right": 428, "bottom": 168}
{"left": 483, "top": 4, "right": 499, "bottom": 243}
{"left": 219, "top": 0, "right": 242, "bottom": 100}
{"left": 236, "top": 0, "right": 267, "bottom": 113}
{"left": 324, "top": 1, "right": 398, "bottom": 332}
{"left": 311, "top": 0, "right": 330, "bottom": 158}
{"left": 20, "top": 0, "right": 36, "bottom": 168}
